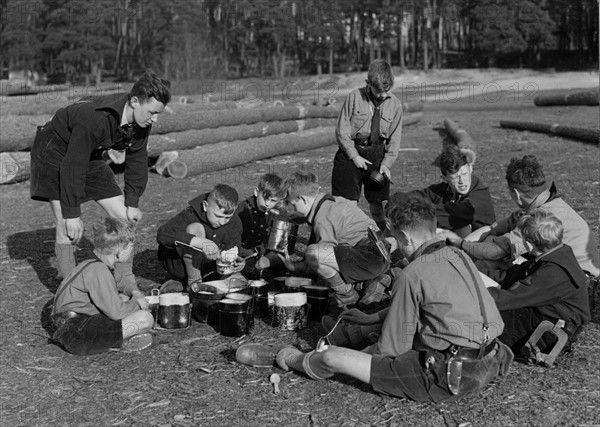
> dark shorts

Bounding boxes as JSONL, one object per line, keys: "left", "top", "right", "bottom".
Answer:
{"left": 370, "top": 341, "right": 513, "bottom": 403}
{"left": 331, "top": 147, "right": 389, "bottom": 204}
{"left": 52, "top": 313, "right": 123, "bottom": 356}
{"left": 157, "top": 244, "right": 215, "bottom": 281}
{"left": 30, "top": 124, "right": 122, "bottom": 202}
{"left": 333, "top": 239, "right": 389, "bottom": 284}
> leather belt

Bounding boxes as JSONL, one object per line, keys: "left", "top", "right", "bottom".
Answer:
{"left": 446, "top": 339, "right": 498, "bottom": 360}
{"left": 52, "top": 311, "right": 84, "bottom": 325}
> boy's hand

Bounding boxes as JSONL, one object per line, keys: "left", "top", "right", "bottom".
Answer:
{"left": 126, "top": 206, "right": 143, "bottom": 224}
{"left": 352, "top": 155, "right": 372, "bottom": 170}
{"left": 379, "top": 164, "right": 391, "bottom": 182}
{"left": 65, "top": 217, "right": 84, "bottom": 244}
{"left": 136, "top": 297, "right": 149, "bottom": 310}
{"left": 276, "top": 247, "right": 295, "bottom": 271}
{"left": 190, "top": 237, "right": 221, "bottom": 260}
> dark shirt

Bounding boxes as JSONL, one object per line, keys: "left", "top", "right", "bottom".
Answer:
{"left": 235, "top": 195, "right": 271, "bottom": 253}
{"left": 49, "top": 94, "right": 150, "bottom": 217}
{"left": 487, "top": 244, "right": 590, "bottom": 331}
{"left": 156, "top": 192, "right": 242, "bottom": 252}
{"left": 409, "top": 175, "right": 495, "bottom": 231}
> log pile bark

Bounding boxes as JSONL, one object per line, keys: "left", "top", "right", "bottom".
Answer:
{"left": 147, "top": 118, "right": 336, "bottom": 157}
{"left": 534, "top": 90, "right": 599, "bottom": 107}
{"left": 152, "top": 105, "right": 340, "bottom": 134}
{"left": 499, "top": 120, "right": 599, "bottom": 144}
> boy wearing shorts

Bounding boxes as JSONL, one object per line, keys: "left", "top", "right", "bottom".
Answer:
{"left": 52, "top": 218, "right": 153, "bottom": 355}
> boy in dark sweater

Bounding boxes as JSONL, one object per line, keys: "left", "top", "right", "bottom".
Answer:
{"left": 236, "top": 173, "right": 285, "bottom": 267}
{"left": 157, "top": 184, "right": 242, "bottom": 289}
{"left": 485, "top": 209, "right": 590, "bottom": 358}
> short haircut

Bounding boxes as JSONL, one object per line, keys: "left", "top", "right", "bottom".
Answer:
{"left": 93, "top": 217, "right": 136, "bottom": 255}
{"left": 130, "top": 70, "right": 171, "bottom": 105}
{"left": 283, "top": 171, "right": 320, "bottom": 200}
{"left": 505, "top": 155, "right": 546, "bottom": 196}
{"left": 258, "top": 173, "right": 285, "bottom": 199}
{"left": 386, "top": 192, "right": 436, "bottom": 233}
{"left": 208, "top": 184, "right": 239, "bottom": 214}
{"left": 367, "top": 59, "right": 394, "bottom": 93}
{"left": 438, "top": 145, "right": 468, "bottom": 176}
{"left": 517, "top": 208, "right": 563, "bottom": 253}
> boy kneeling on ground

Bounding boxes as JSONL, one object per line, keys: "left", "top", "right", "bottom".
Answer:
{"left": 52, "top": 218, "right": 153, "bottom": 355}
{"left": 236, "top": 196, "right": 513, "bottom": 402}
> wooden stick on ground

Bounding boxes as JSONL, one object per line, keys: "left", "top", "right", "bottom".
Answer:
{"left": 499, "top": 120, "right": 599, "bottom": 144}
{"left": 534, "top": 90, "right": 599, "bottom": 107}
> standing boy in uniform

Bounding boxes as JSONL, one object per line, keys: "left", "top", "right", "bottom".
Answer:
{"left": 156, "top": 184, "right": 242, "bottom": 291}
{"left": 332, "top": 59, "right": 403, "bottom": 231}
{"left": 30, "top": 71, "right": 171, "bottom": 287}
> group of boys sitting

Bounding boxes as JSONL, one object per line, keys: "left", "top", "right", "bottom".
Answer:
{"left": 51, "top": 150, "right": 599, "bottom": 403}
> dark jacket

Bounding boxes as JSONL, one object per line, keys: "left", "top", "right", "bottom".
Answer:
{"left": 48, "top": 94, "right": 150, "bottom": 217}
{"left": 235, "top": 195, "right": 271, "bottom": 253}
{"left": 156, "top": 192, "right": 242, "bottom": 252}
{"left": 487, "top": 244, "right": 590, "bottom": 332}
{"left": 410, "top": 175, "right": 495, "bottom": 231}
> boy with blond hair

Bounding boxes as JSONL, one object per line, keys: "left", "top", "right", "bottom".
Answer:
{"left": 485, "top": 209, "right": 590, "bottom": 358}
{"left": 279, "top": 171, "right": 390, "bottom": 308}
{"left": 52, "top": 217, "right": 153, "bottom": 355}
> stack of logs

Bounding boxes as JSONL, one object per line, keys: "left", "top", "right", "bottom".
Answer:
{"left": 0, "top": 100, "right": 425, "bottom": 184}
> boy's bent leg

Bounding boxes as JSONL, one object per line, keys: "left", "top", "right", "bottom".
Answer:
{"left": 182, "top": 222, "right": 206, "bottom": 282}
{"left": 306, "top": 244, "right": 358, "bottom": 306}
{"left": 277, "top": 346, "right": 372, "bottom": 384}
{"left": 122, "top": 310, "right": 154, "bottom": 339}
{"left": 50, "top": 200, "right": 77, "bottom": 278}
{"left": 53, "top": 314, "right": 124, "bottom": 356}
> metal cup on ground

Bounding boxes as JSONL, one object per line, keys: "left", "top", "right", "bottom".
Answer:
{"left": 272, "top": 292, "right": 309, "bottom": 330}
{"left": 284, "top": 276, "right": 312, "bottom": 293}
{"left": 249, "top": 279, "right": 271, "bottom": 318}
{"left": 219, "top": 294, "right": 253, "bottom": 337}
{"left": 157, "top": 292, "right": 191, "bottom": 329}
{"left": 300, "top": 284, "right": 330, "bottom": 321}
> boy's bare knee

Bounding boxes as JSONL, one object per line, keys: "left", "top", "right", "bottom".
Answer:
{"left": 186, "top": 222, "right": 205, "bottom": 237}
{"left": 305, "top": 245, "right": 320, "bottom": 266}
{"left": 319, "top": 348, "right": 343, "bottom": 372}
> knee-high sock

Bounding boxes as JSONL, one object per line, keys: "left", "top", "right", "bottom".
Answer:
{"left": 325, "top": 273, "right": 353, "bottom": 295}
{"left": 277, "top": 348, "right": 334, "bottom": 380}
{"left": 183, "top": 254, "right": 202, "bottom": 282}
{"left": 55, "top": 243, "right": 76, "bottom": 278}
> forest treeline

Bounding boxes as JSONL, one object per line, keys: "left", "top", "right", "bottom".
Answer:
{"left": 1, "top": 0, "right": 597, "bottom": 82}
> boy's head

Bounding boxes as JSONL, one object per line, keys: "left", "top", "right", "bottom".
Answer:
{"left": 386, "top": 193, "right": 437, "bottom": 258}
{"left": 505, "top": 155, "right": 547, "bottom": 208}
{"left": 282, "top": 172, "right": 321, "bottom": 217}
{"left": 438, "top": 146, "right": 473, "bottom": 196}
{"left": 204, "top": 184, "right": 239, "bottom": 228}
{"left": 128, "top": 71, "right": 171, "bottom": 128}
{"left": 517, "top": 208, "right": 563, "bottom": 255}
{"left": 366, "top": 59, "right": 394, "bottom": 100}
{"left": 254, "top": 173, "right": 284, "bottom": 213}
{"left": 93, "top": 217, "right": 136, "bottom": 259}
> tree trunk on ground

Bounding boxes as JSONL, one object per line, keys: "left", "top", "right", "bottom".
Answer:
{"left": 147, "top": 118, "right": 337, "bottom": 157}
{"left": 534, "top": 90, "right": 599, "bottom": 106}
{"left": 499, "top": 121, "right": 599, "bottom": 144}
{"left": 152, "top": 105, "right": 340, "bottom": 134}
